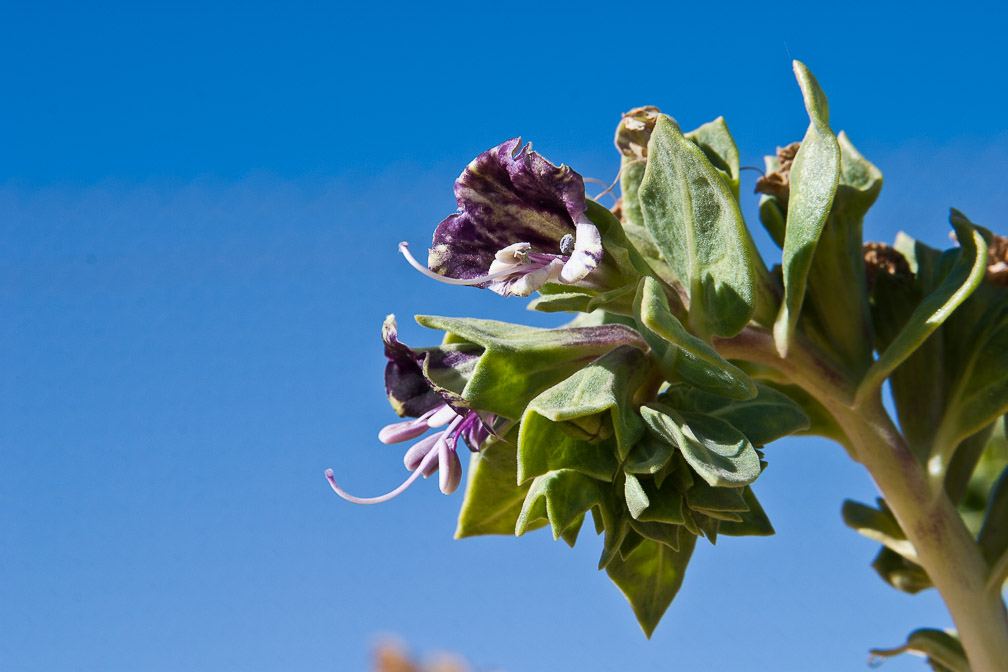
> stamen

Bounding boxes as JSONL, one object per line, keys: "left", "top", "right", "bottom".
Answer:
{"left": 325, "top": 443, "right": 440, "bottom": 505}
{"left": 399, "top": 242, "right": 530, "bottom": 286}
{"left": 441, "top": 412, "right": 468, "bottom": 451}
{"left": 560, "top": 233, "right": 575, "bottom": 255}
{"left": 378, "top": 406, "right": 439, "bottom": 444}
{"left": 426, "top": 404, "right": 459, "bottom": 428}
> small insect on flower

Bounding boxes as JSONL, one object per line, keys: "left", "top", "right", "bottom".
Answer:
{"left": 399, "top": 138, "right": 603, "bottom": 297}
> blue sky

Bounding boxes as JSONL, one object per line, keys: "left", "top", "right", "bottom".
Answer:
{"left": 2, "top": 2, "right": 1007, "bottom": 671}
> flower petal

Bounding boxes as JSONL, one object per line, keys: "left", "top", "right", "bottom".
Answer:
{"left": 383, "top": 315, "right": 443, "bottom": 417}
{"left": 403, "top": 433, "right": 440, "bottom": 471}
{"left": 439, "top": 443, "right": 463, "bottom": 495}
{"left": 560, "top": 219, "right": 603, "bottom": 284}
{"left": 427, "top": 138, "right": 599, "bottom": 290}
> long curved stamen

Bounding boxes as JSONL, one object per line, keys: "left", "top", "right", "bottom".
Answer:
{"left": 325, "top": 445, "right": 440, "bottom": 505}
{"left": 398, "top": 242, "right": 529, "bottom": 286}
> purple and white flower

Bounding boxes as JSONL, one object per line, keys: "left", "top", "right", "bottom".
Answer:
{"left": 325, "top": 315, "right": 493, "bottom": 503}
{"left": 399, "top": 138, "right": 604, "bottom": 297}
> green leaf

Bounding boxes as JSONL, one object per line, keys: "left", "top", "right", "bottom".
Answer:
{"left": 872, "top": 546, "right": 932, "bottom": 594}
{"left": 641, "top": 403, "right": 762, "bottom": 487}
{"left": 417, "top": 315, "right": 646, "bottom": 419}
{"left": 633, "top": 477, "right": 686, "bottom": 525}
{"left": 528, "top": 283, "right": 639, "bottom": 316}
{"left": 620, "top": 156, "right": 675, "bottom": 271}
{"left": 584, "top": 198, "right": 657, "bottom": 284}
{"left": 773, "top": 61, "right": 841, "bottom": 356}
{"left": 638, "top": 114, "right": 756, "bottom": 337}
{"left": 871, "top": 629, "right": 970, "bottom": 672}
{"left": 842, "top": 498, "right": 917, "bottom": 560}
{"left": 801, "top": 131, "right": 881, "bottom": 372}
{"left": 684, "top": 479, "right": 749, "bottom": 520}
{"left": 685, "top": 116, "right": 740, "bottom": 199}
{"left": 978, "top": 462, "right": 1008, "bottom": 588}
{"left": 618, "top": 529, "right": 646, "bottom": 560}
{"left": 719, "top": 486, "right": 775, "bottom": 537}
{"left": 604, "top": 535, "right": 697, "bottom": 638}
{"left": 635, "top": 276, "right": 756, "bottom": 400}
{"left": 758, "top": 195, "right": 787, "bottom": 249}
{"left": 594, "top": 505, "right": 633, "bottom": 571}
{"left": 515, "top": 469, "right": 606, "bottom": 542}
{"left": 937, "top": 288, "right": 1008, "bottom": 451}
{"left": 743, "top": 377, "right": 848, "bottom": 445}
{"left": 629, "top": 519, "right": 682, "bottom": 551}
{"left": 455, "top": 428, "right": 539, "bottom": 539}
{"left": 624, "top": 472, "right": 651, "bottom": 519}
{"left": 658, "top": 382, "right": 810, "bottom": 445}
{"left": 518, "top": 345, "right": 648, "bottom": 483}
{"left": 623, "top": 432, "right": 675, "bottom": 476}
{"left": 869, "top": 234, "right": 945, "bottom": 458}
{"left": 856, "top": 211, "right": 987, "bottom": 404}
{"left": 517, "top": 410, "right": 621, "bottom": 483}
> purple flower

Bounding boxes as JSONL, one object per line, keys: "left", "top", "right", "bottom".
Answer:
{"left": 399, "top": 138, "right": 604, "bottom": 297}
{"left": 325, "top": 316, "right": 493, "bottom": 503}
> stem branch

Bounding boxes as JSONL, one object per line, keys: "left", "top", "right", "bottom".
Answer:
{"left": 715, "top": 326, "right": 1008, "bottom": 672}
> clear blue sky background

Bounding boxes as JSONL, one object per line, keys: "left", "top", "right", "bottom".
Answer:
{"left": 2, "top": 2, "right": 1007, "bottom": 671}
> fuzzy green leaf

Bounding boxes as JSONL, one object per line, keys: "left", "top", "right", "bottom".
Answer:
{"left": 658, "top": 382, "right": 810, "bottom": 445}
{"left": 871, "top": 629, "right": 970, "bottom": 672}
{"left": 455, "top": 429, "right": 539, "bottom": 539}
{"left": 518, "top": 345, "right": 648, "bottom": 483}
{"left": 639, "top": 114, "right": 755, "bottom": 338}
{"left": 640, "top": 403, "right": 762, "bottom": 487}
{"left": 872, "top": 546, "right": 932, "bottom": 594}
{"left": 624, "top": 472, "right": 651, "bottom": 519}
{"left": 633, "top": 477, "right": 686, "bottom": 525}
{"left": 629, "top": 519, "right": 682, "bottom": 551}
{"left": 516, "top": 469, "right": 606, "bottom": 542}
{"left": 517, "top": 411, "right": 621, "bottom": 483}
{"left": 978, "top": 462, "right": 1008, "bottom": 588}
{"left": 842, "top": 498, "right": 917, "bottom": 560}
{"left": 623, "top": 432, "right": 675, "bottom": 476}
{"left": 528, "top": 283, "right": 638, "bottom": 316}
{"left": 685, "top": 116, "right": 740, "bottom": 199}
{"left": 773, "top": 61, "right": 841, "bottom": 356}
{"left": 417, "top": 315, "right": 646, "bottom": 419}
{"left": 685, "top": 479, "right": 749, "bottom": 519}
{"left": 870, "top": 233, "right": 945, "bottom": 458}
{"left": 635, "top": 276, "right": 756, "bottom": 400}
{"left": 937, "top": 289, "right": 1008, "bottom": 450}
{"left": 856, "top": 211, "right": 987, "bottom": 404}
{"left": 718, "top": 486, "right": 775, "bottom": 537}
{"left": 605, "top": 535, "right": 697, "bottom": 638}
{"left": 801, "top": 131, "right": 880, "bottom": 372}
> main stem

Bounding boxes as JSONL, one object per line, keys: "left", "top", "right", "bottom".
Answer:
{"left": 717, "top": 327, "right": 1008, "bottom": 672}
{"left": 835, "top": 398, "right": 1008, "bottom": 672}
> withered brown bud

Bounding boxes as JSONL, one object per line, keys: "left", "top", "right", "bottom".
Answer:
{"left": 864, "top": 242, "right": 913, "bottom": 294}
{"left": 986, "top": 232, "right": 1008, "bottom": 286}
{"left": 754, "top": 142, "right": 801, "bottom": 204}
{"left": 614, "top": 106, "right": 663, "bottom": 159}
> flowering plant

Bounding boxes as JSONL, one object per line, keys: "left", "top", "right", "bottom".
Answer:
{"left": 328, "top": 61, "right": 1008, "bottom": 671}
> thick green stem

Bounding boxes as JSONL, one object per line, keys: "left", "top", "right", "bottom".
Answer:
{"left": 835, "top": 397, "right": 1008, "bottom": 672}
{"left": 716, "top": 326, "right": 1008, "bottom": 672}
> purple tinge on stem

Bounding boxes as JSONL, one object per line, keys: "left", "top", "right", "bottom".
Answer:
{"left": 399, "top": 138, "right": 603, "bottom": 297}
